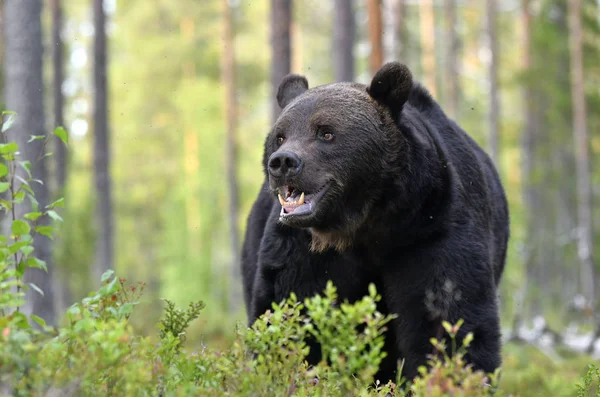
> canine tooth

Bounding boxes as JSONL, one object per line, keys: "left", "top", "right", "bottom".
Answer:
{"left": 298, "top": 192, "right": 305, "bottom": 205}
{"left": 278, "top": 194, "right": 285, "bottom": 206}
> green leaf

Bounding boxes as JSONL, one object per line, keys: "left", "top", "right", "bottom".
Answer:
{"left": 31, "top": 315, "right": 47, "bottom": 328}
{"left": 0, "top": 142, "right": 19, "bottom": 154}
{"left": 28, "top": 194, "right": 39, "bottom": 211}
{"left": 2, "top": 113, "right": 16, "bottom": 133}
{"left": 9, "top": 240, "right": 30, "bottom": 255}
{"left": 26, "top": 257, "right": 47, "bottom": 271}
{"left": 27, "top": 135, "right": 45, "bottom": 143}
{"left": 34, "top": 225, "right": 54, "bottom": 239}
{"left": 20, "top": 245, "right": 34, "bottom": 257}
{"left": 101, "top": 269, "right": 115, "bottom": 283}
{"left": 16, "top": 260, "right": 26, "bottom": 277}
{"left": 29, "top": 283, "right": 44, "bottom": 296}
{"left": 0, "top": 163, "right": 8, "bottom": 178}
{"left": 47, "top": 210, "right": 63, "bottom": 223}
{"left": 21, "top": 184, "right": 35, "bottom": 196}
{"left": 0, "top": 182, "right": 9, "bottom": 193}
{"left": 11, "top": 220, "right": 30, "bottom": 236}
{"left": 13, "top": 191, "right": 25, "bottom": 203}
{"left": 67, "top": 305, "right": 81, "bottom": 317}
{"left": 18, "top": 161, "right": 31, "bottom": 178}
{"left": 24, "top": 212, "right": 43, "bottom": 221}
{"left": 47, "top": 198, "right": 65, "bottom": 209}
{"left": 53, "top": 126, "right": 68, "bottom": 146}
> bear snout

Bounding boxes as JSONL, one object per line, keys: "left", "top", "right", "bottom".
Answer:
{"left": 268, "top": 151, "right": 303, "bottom": 178}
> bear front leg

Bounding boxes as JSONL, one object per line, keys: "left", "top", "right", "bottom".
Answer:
{"left": 378, "top": 253, "right": 502, "bottom": 383}
{"left": 248, "top": 264, "right": 276, "bottom": 326}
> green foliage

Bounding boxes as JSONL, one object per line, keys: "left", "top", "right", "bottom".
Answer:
{"left": 158, "top": 298, "right": 205, "bottom": 346}
{"left": 576, "top": 364, "right": 600, "bottom": 397}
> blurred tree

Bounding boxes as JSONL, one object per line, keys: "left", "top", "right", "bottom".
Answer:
{"left": 367, "top": 0, "right": 382, "bottom": 75}
{"left": 51, "top": 0, "right": 67, "bottom": 195}
{"left": 514, "top": 0, "right": 535, "bottom": 336}
{"left": 391, "top": 0, "right": 405, "bottom": 62}
{"left": 333, "top": 0, "right": 354, "bottom": 82}
{"left": 0, "top": 5, "right": 4, "bottom": 109}
{"left": 50, "top": 0, "right": 72, "bottom": 315}
{"left": 567, "top": 0, "right": 596, "bottom": 347}
{"left": 222, "top": 0, "right": 241, "bottom": 313}
{"left": 419, "top": 0, "right": 437, "bottom": 98}
{"left": 92, "top": 0, "right": 114, "bottom": 284}
{"left": 270, "top": 0, "right": 291, "bottom": 122}
{"left": 486, "top": 0, "right": 499, "bottom": 165}
{"left": 3, "top": 0, "right": 56, "bottom": 325}
{"left": 444, "top": 0, "right": 459, "bottom": 120}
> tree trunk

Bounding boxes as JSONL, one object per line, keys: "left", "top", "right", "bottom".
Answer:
{"left": 270, "top": 0, "right": 291, "bottom": 123}
{"left": 567, "top": 0, "right": 596, "bottom": 349}
{"left": 4, "top": 0, "right": 56, "bottom": 325}
{"left": 92, "top": 0, "right": 114, "bottom": 285}
{"left": 486, "top": 0, "right": 500, "bottom": 165}
{"left": 367, "top": 0, "right": 383, "bottom": 75}
{"left": 50, "top": 0, "right": 72, "bottom": 315}
{"left": 333, "top": 0, "right": 354, "bottom": 82}
{"left": 419, "top": 0, "right": 437, "bottom": 98}
{"left": 51, "top": 0, "right": 66, "bottom": 194}
{"left": 392, "top": 0, "right": 405, "bottom": 62}
{"left": 444, "top": 0, "right": 459, "bottom": 120}
{"left": 222, "top": 0, "right": 241, "bottom": 313}
{"left": 516, "top": 0, "right": 536, "bottom": 334}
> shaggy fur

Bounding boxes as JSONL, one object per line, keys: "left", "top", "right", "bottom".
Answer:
{"left": 240, "top": 62, "right": 510, "bottom": 383}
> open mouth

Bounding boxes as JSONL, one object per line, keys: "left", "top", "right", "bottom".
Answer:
{"left": 277, "top": 182, "right": 331, "bottom": 218}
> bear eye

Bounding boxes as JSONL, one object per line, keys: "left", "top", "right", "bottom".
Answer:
{"left": 317, "top": 127, "right": 335, "bottom": 142}
{"left": 276, "top": 135, "right": 285, "bottom": 145}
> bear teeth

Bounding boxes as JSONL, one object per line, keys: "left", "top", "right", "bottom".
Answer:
{"left": 278, "top": 192, "right": 305, "bottom": 206}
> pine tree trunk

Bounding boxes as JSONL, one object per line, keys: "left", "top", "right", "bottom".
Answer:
{"left": 333, "top": 0, "right": 354, "bottom": 82}
{"left": 486, "top": 0, "right": 500, "bottom": 165}
{"left": 222, "top": 0, "right": 241, "bottom": 313}
{"left": 4, "top": 0, "right": 56, "bottom": 325}
{"left": 419, "top": 0, "right": 437, "bottom": 98}
{"left": 92, "top": 0, "right": 114, "bottom": 284}
{"left": 444, "top": 0, "right": 459, "bottom": 120}
{"left": 567, "top": 0, "right": 597, "bottom": 350}
{"left": 270, "top": 0, "right": 291, "bottom": 123}
{"left": 367, "top": 0, "right": 383, "bottom": 75}
{"left": 392, "top": 0, "right": 405, "bottom": 62}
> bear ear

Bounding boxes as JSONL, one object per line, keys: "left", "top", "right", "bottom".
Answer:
{"left": 367, "top": 62, "right": 413, "bottom": 117}
{"left": 277, "top": 74, "right": 309, "bottom": 109}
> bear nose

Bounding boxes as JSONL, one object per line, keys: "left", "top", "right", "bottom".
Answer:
{"left": 268, "top": 151, "right": 303, "bottom": 178}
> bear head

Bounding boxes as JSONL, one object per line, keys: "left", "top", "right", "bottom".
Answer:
{"left": 262, "top": 62, "right": 414, "bottom": 252}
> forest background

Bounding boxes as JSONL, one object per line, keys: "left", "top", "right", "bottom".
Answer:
{"left": 1, "top": 0, "right": 600, "bottom": 393}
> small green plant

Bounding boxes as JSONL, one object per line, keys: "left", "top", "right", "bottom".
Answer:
{"left": 158, "top": 298, "right": 205, "bottom": 345}
{"left": 575, "top": 363, "right": 600, "bottom": 397}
